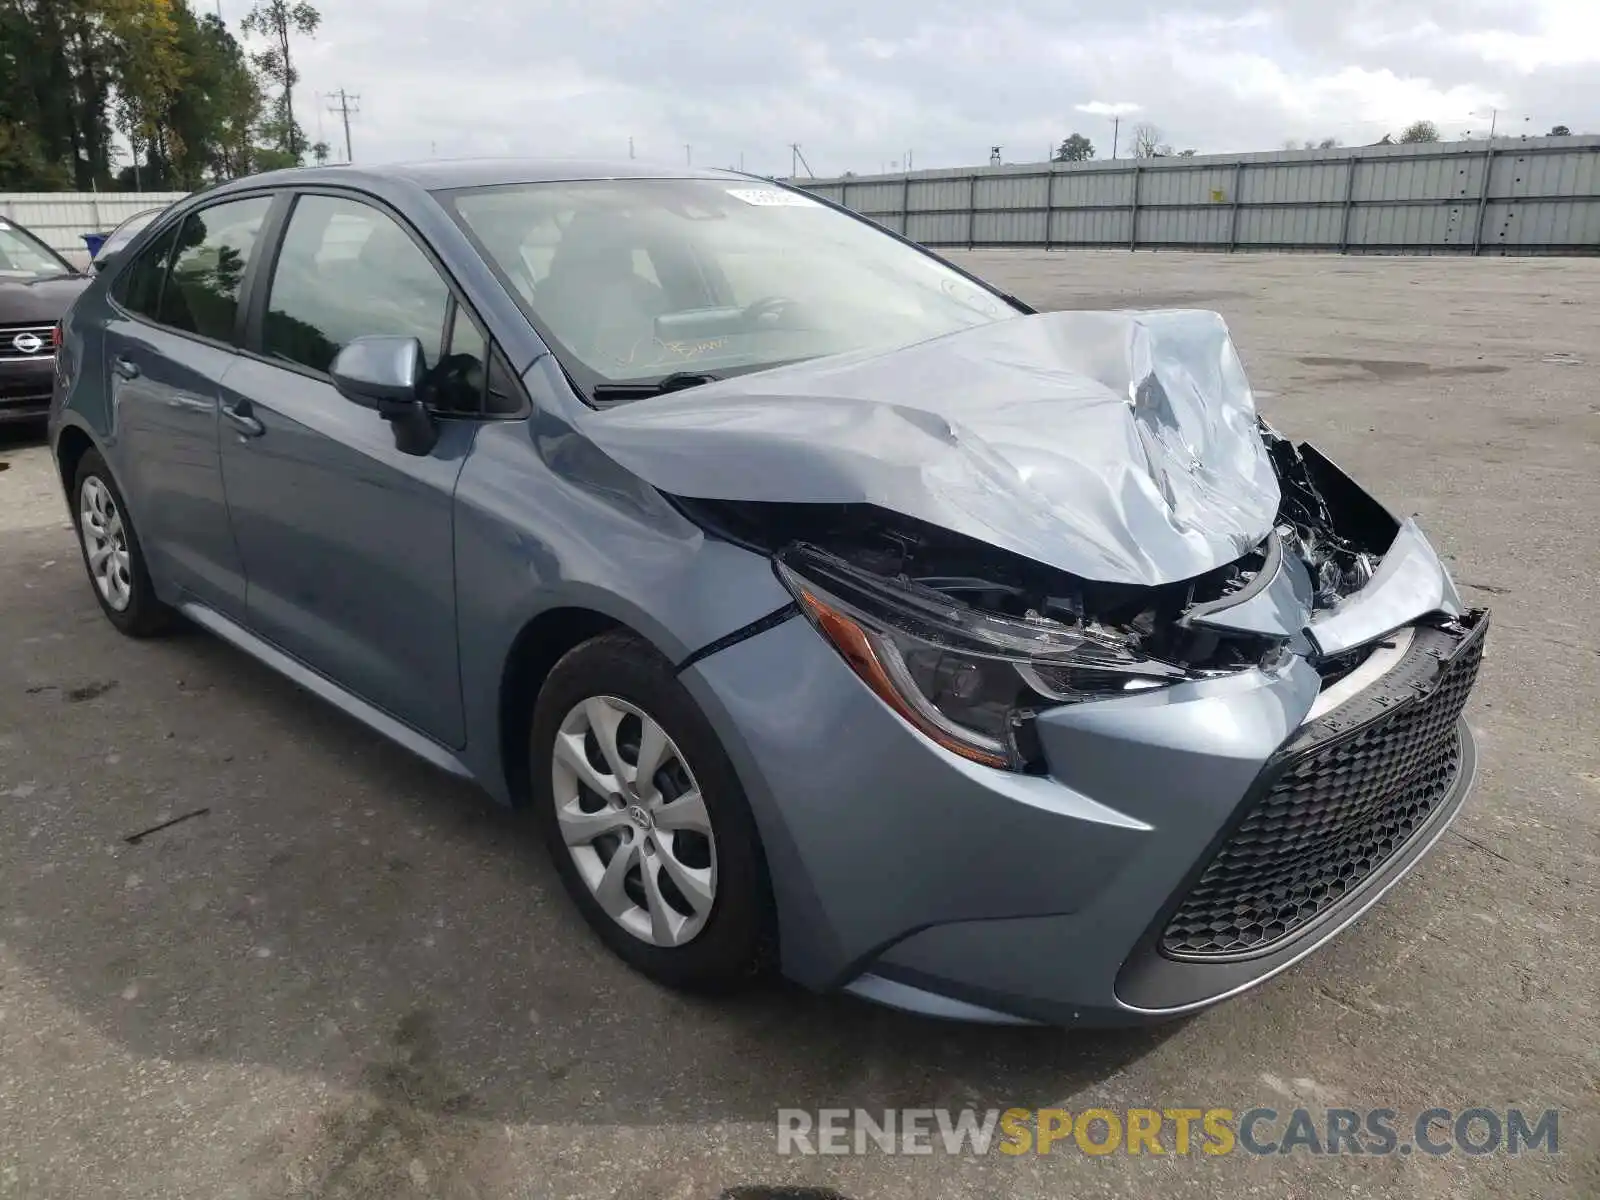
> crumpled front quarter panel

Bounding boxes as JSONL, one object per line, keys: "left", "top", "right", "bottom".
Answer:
{"left": 448, "top": 406, "right": 795, "bottom": 804}
{"left": 577, "top": 309, "right": 1281, "bottom": 585}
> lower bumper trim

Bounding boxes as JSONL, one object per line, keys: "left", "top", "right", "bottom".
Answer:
{"left": 1113, "top": 716, "right": 1477, "bottom": 1015}
{"left": 844, "top": 973, "right": 1042, "bottom": 1026}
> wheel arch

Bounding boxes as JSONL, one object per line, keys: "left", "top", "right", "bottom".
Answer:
{"left": 54, "top": 422, "right": 99, "bottom": 494}
{"left": 497, "top": 606, "right": 627, "bottom": 807}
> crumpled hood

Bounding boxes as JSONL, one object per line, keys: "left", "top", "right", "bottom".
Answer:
{"left": 576, "top": 309, "right": 1282, "bottom": 586}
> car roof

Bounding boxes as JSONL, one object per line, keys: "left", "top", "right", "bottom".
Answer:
{"left": 204, "top": 158, "right": 768, "bottom": 197}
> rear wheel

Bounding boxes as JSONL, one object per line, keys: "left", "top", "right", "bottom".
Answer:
{"left": 71, "top": 449, "right": 173, "bottom": 637}
{"left": 529, "top": 630, "right": 775, "bottom": 992}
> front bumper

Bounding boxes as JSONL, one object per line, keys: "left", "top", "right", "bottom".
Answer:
{"left": 681, "top": 588, "right": 1487, "bottom": 1028}
{"left": 0, "top": 359, "right": 54, "bottom": 424}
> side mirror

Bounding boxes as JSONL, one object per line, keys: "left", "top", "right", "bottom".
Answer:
{"left": 91, "top": 251, "right": 118, "bottom": 274}
{"left": 330, "top": 336, "right": 438, "bottom": 455}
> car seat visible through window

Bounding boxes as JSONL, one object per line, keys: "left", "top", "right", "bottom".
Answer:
{"left": 533, "top": 211, "right": 667, "bottom": 371}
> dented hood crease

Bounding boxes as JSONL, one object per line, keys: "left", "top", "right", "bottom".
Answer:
{"left": 575, "top": 309, "right": 1282, "bottom": 586}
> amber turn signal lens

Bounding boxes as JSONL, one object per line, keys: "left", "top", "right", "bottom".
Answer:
{"left": 796, "top": 588, "right": 1011, "bottom": 769}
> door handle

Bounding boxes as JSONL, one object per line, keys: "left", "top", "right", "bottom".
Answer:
{"left": 221, "top": 401, "right": 265, "bottom": 438}
{"left": 112, "top": 357, "right": 140, "bottom": 380}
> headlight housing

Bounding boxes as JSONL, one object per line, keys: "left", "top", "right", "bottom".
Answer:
{"left": 774, "top": 545, "right": 1188, "bottom": 770}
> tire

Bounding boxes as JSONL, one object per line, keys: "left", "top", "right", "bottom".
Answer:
{"left": 71, "top": 448, "right": 174, "bottom": 637}
{"left": 529, "top": 629, "right": 776, "bottom": 992}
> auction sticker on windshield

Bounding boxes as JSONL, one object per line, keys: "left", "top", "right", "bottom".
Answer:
{"left": 726, "top": 188, "right": 820, "bottom": 207}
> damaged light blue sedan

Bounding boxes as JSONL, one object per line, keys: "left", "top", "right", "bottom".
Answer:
{"left": 50, "top": 161, "right": 1488, "bottom": 1026}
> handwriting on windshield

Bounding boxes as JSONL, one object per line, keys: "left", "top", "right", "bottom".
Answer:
{"left": 658, "top": 337, "right": 728, "bottom": 359}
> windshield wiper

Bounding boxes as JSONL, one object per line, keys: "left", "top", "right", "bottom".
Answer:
{"left": 590, "top": 371, "right": 722, "bottom": 404}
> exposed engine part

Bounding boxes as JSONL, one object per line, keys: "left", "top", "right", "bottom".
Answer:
{"left": 1258, "top": 420, "right": 1390, "bottom": 609}
{"left": 671, "top": 425, "right": 1400, "bottom": 682}
{"left": 674, "top": 497, "right": 1280, "bottom": 675}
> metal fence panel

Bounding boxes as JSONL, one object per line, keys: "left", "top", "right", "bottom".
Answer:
{"left": 1487, "top": 199, "right": 1600, "bottom": 248}
{"left": 974, "top": 174, "right": 1049, "bottom": 211}
{"left": 1139, "top": 165, "right": 1235, "bottom": 206}
{"left": 1, "top": 191, "right": 189, "bottom": 264}
{"left": 796, "top": 136, "right": 1600, "bottom": 255}
{"left": 911, "top": 177, "right": 973, "bottom": 212}
{"left": 1050, "top": 170, "right": 1131, "bottom": 208}
{"left": 1141, "top": 205, "right": 1231, "bottom": 245}
{"left": 973, "top": 209, "right": 1048, "bottom": 244}
{"left": 1050, "top": 207, "right": 1131, "bottom": 246}
{"left": 905, "top": 211, "right": 971, "bottom": 245}
{"left": 1238, "top": 205, "right": 1342, "bottom": 246}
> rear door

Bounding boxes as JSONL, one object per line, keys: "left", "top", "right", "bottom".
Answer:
{"left": 102, "top": 195, "right": 276, "bottom": 617}
{"left": 218, "top": 191, "right": 482, "bottom": 747}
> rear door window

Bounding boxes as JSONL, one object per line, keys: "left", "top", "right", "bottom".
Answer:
{"left": 158, "top": 196, "right": 274, "bottom": 342}
{"left": 111, "top": 224, "right": 181, "bottom": 320}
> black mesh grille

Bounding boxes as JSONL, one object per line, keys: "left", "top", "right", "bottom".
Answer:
{"left": 1161, "top": 617, "right": 1486, "bottom": 960}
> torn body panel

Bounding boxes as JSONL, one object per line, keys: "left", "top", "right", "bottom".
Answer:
{"left": 1304, "top": 520, "right": 1465, "bottom": 657}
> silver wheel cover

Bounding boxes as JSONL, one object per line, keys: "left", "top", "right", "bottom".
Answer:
{"left": 79, "top": 476, "right": 133, "bottom": 613}
{"left": 551, "top": 696, "right": 717, "bottom": 946}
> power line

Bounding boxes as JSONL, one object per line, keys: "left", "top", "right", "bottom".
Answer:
{"left": 326, "top": 89, "right": 359, "bottom": 163}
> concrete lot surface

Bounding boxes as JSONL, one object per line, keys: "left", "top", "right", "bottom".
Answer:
{"left": 2, "top": 250, "right": 1597, "bottom": 1199}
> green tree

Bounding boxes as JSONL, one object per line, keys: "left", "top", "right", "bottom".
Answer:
{"left": 173, "top": 8, "right": 267, "bottom": 183}
{"left": 1052, "top": 133, "right": 1094, "bottom": 162}
{"left": 3, "top": 0, "right": 119, "bottom": 189}
{"left": 1549, "top": 125, "right": 1571, "bottom": 137}
{"left": 0, "top": 2, "right": 70, "bottom": 185}
{"left": 1, "top": 0, "right": 291, "bottom": 189}
{"left": 105, "top": 0, "right": 187, "bottom": 189}
{"left": 1399, "top": 120, "right": 1440, "bottom": 144}
{"left": 240, "top": 0, "right": 319, "bottom": 163}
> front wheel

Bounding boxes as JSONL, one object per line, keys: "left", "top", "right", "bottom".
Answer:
{"left": 529, "top": 630, "right": 775, "bottom": 992}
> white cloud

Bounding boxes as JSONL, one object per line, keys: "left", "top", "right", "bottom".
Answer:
{"left": 275, "top": 0, "right": 1598, "bottom": 175}
{"left": 1453, "top": 0, "right": 1600, "bottom": 72}
{"left": 1075, "top": 102, "right": 1144, "bottom": 117}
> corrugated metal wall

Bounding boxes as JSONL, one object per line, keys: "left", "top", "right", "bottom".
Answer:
{"left": 1, "top": 192, "right": 189, "bottom": 266}
{"left": 797, "top": 137, "right": 1600, "bottom": 255}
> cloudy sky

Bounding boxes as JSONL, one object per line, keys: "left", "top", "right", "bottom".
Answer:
{"left": 274, "top": 0, "right": 1595, "bottom": 177}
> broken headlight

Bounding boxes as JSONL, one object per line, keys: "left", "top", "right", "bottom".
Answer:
{"left": 774, "top": 545, "right": 1187, "bottom": 770}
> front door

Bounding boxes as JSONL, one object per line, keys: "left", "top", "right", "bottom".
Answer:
{"left": 102, "top": 196, "right": 274, "bottom": 617}
{"left": 218, "top": 193, "right": 473, "bottom": 747}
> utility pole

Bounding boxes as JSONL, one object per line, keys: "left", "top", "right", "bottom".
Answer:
{"left": 628, "top": 136, "right": 634, "bottom": 159}
{"left": 789, "top": 143, "right": 813, "bottom": 178}
{"left": 1112, "top": 116, "right": 1120, "bottom": 159}
{"left": 685, "top": 144, "right": 692, "bottom": 165}
{"left": 327, "top": 89, "right": 359, "bottom": 162}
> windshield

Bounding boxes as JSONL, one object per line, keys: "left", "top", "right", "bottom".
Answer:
{"left": 446, "top": 179, "right": 1017, "bottom": 398}
{"left": 97, "top": 208, "right": 164, "bottom": 261}
{"left": 0, "top": 219, "right": 73, "bottom": 281}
